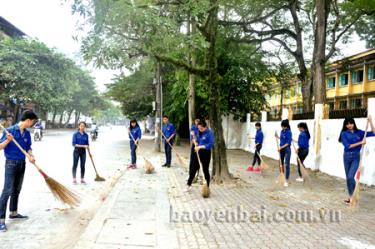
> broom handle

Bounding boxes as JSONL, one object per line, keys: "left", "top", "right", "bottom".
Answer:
{"left": 0, "top": 124, "right": 48, "bottom": 178}
{"left": 292, "top": 141, "right": 306, "bottom": 170}
{"left": 86, "top": 148, "right": 100, "bottom": 175}
{"left": 157, "top": 127, "right": 183, "bottom": 158}
{"left": 129, "top": 129, "right": 149, "bottom": 162}
{"left": 275, "top": 133, "right": 284, "bottom": 173}
{"left": 192, "top": 136, "right": 206, "bottom": 184}
{"left": 355, "top": 119, "right": 369, "bottom": 181}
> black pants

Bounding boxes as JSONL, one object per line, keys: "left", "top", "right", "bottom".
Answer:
{"left": 0, "top": 160, "right": 25, "bottom": 219}
{"left": 187, "top": 149, "right": 211, "bottom": 187}
{"left": 164, "top": 140, "right": 173, "bottom": 165}
{"left": 73, "top": 148, "right": 86, "bottom": 178}
{"left": 252, "top": 144, "right": 262, "bottom": 166}
{"left": 297, "top": 148, "right": 309, "bottom": 177}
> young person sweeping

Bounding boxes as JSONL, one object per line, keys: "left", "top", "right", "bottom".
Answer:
{"left": 295, "top": 122, "right": 310, "bottom": 182}
{"left": 128, "top": 119, "right": 142, "bottom": 169}
{"left": 72, "top": 121, "right": 89, "bottom": 184}
{"left": 247, "top": 122, "right": 264, "bottom": 173}
{"left": 185, "top": 120, "right": 214, "bottom": 193}
{"left": 0, "top": 110, "right": 38, "bottom": 232}
{"left": 339, "top": 116, "right": 375, "bottom": 204}
{"left": 276, "top": 119, "right": 292, "bottom": 187}
{"left": 161, "top": 115, "right": 176, "bottom": 168}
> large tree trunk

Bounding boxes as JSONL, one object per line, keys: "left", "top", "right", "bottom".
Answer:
{"left": 74, "top": 111, "right": 81, "bottom": 128}
{"left": 313, "top": 0, "right": 331, "bottom": 105}
{"left": 207, "top": 0, "right": 232, "bottom": 182}
{"left": 51, "top": 110, "right": 57, "bottom": 127}
{"left": 64, "top": 109, "right": 74, "bottom": 127}
{"left": 188, "top": 16, "right": 196, "bottom": 128}
{"left": 279, "top": 84, "right": 284, "bottom": 119}
{"left": 58, "top": 111, "right": 64, "bottom": 128}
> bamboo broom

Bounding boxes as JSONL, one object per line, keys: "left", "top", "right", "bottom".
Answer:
{"left": 350, "top": 119, "right": 369, "bottom": 207}
{"left": 129, "top": 130, "right": 154, "bottom": 174}
{"left": 157, "top": 127, "right": 187, "bottom": 166}
{"left": 275, "top": 132, "right": 286, "bottom": 186}
{"left": 292, "top": 141, "right": 310, "bottom": 181}
{"left": 0, "top": 123, "right": 80, "bottom": 207}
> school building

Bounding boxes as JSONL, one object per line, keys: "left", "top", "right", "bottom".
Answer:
{"left": 266, "top": 48, "right": 375, "bottom": 117}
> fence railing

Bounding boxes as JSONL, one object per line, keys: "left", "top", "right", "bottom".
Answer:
{"left": 290, "top": 108, "right": 367, "bottom": 120}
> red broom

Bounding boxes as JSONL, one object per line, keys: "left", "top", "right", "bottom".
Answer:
{"left": 0, "top": 124, "right": 80, "bottom": 207}
{"left": 350, "top": 120, "right": 369, "bottom": 207}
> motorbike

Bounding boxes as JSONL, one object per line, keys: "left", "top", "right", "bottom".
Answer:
{"left": 90, "top": 130, "right": 98, "bottom": 141}
{"left": 34, "top": 128, "right": 42, "bottom": 141}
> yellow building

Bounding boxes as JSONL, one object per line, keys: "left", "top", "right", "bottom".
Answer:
{"left": 267, "top": 48, "right": 375, "bottom": 116}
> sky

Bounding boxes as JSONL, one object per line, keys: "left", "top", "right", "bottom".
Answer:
{"left": 0, "top": 0, "right": 369, "bottom": 90}
{"left": 0, "top": 0, "right": 118, "bottom": 92}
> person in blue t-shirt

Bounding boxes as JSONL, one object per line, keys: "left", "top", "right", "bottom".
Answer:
{"left": 128, "top": 119, "right": 142, "bottom": 169}
{"left": 185, "top": 120, "right": 214, "bottom": 192}
{"left": 0, "top": 110, "right": 38, "bottom": 232}
{"left": 339, "top": 116, "right": 375, "bottom": 204}
{"left": 72, "top": 121, "right": 89, "bottom": 185}
{"left": 161, "top": 115, "right": 176, "bottom": 168}
{"left": 276, "top": 119, "right": 292, "bottom": 187}
{"left": 248, "top": 122, "right": 264, "bottom": 173}
{"left": 295, "top": 122, "right": 310, "bottom": 182}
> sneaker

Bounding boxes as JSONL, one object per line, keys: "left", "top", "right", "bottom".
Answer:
{"left": 284, "top": 182, "right": 289, "bottom": 187}
{"left": 0, "top": 223, "right": 6, "bottom": 232}
{"left": 246, "top": 165, "right": 254, "bottom": 172}
{"left": 167, "top": 164, "right": 171, "bottom": 168}
{"left": 81, "top": 179, "right": 86, "bottom": 184}
{"left": 132, "top": 164, "right": 137, "bottom": 169}
{"left": 73, "top": 179, "right": 77, "bottom": 185}
{"left": 127, "top": 164, "right": 134, "bottom": 169}
{"left": 162, "top": 163, "right": 168, "bottom": 167}
{"left": 9, "top": 214, "right": 28, "bottom": 219}
{"left": 296, "top": 177, "right": 304, "bottom": 182}
{"left": 184, "top": 186, "right": 192, "bottom": 192}
{"left": 344, "top": 198, "right": 351, "bottom": 204}
{"left": 253, "top": 167, "right": 261, "bottom": 173}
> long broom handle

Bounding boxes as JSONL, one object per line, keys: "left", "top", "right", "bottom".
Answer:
{"left": 129, "top": 129, "right": 149, "bottom": 162}
{"left": 355, "top": 120, "right": 369, "bottom": 181}
{"left": 292, "top": 141, "right": 307, "bottom": 170}
{"left": 192, "top": 138, "right": 206, "bottom": 184}
{"left": 86, "top": 147, "right": 100, "bottom": 176}
{"left": 0, "top": 123, "right": 48, "bottom": 178}
{"left": 157, "top": 127, "right": 176, "bottom": 151}
{"left": 275, "top": 132, "right": 284, "bottom": 173}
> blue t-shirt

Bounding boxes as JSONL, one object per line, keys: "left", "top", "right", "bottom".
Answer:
{"left": 162, "top": 123, "right": 175, "bottom": 140}
{"left": 280, "top": 129, "right": 292, "bottom": 147}
{"left": 129, "top": 125, "right": 142, "bottom": 141}
{"left": 255, "top": 129, "right": 264, "bottom": 145}
{"left": 72, "top": 131, "right": 89, "bottom": 147}
{"left": 298, "top": 131, "right": 310, "bottom": 149}
{"left": 340, "top": 129, "right": 374, "bottom": 152}
{"left": 197, "top": 129, "right": 215, "bottom": 150}
{"left": 0, "top": 124, "right": 32, "bottom": 160}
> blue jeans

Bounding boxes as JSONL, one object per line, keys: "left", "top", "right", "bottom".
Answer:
{"left": 130, "top": 141, "right": 137, "bottom": 164}
{"left": 280, "top": 147, "right": 291, "bottom": 180}
{"left": 164, "top": 140, "right": 173, "bottom": 165}
{"left": 72, "top": 148, "right": 86, "bottom": 179}
{"left": 0, "top": 160, "right": 26, "bottom": 219}
{"left": 343, "top": 151, "right": 360, "bottom": 197}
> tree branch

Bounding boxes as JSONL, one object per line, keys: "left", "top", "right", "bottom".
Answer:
{"left": 153, "top": 54, "right": 209, "bottom": 76}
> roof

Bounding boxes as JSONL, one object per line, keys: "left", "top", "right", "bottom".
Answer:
{"left": 326, "top": 48, "right": 375, "bottom": 71}
{"left": 0, "top": 16, "right": 26, "bottom": 38}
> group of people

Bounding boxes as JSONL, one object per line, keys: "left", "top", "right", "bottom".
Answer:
{"left": 0, "top": 109, "right": 373, "bottom": 232}
{"left": 247, "top": 116, "right": 375, "bottom": 205}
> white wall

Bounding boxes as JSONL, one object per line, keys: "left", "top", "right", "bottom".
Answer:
{"left": 223, "top": 115, "right": 375, "bottom": 186}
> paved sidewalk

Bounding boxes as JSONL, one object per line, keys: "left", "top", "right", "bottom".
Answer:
{"left": 73, "top": 140, "right": 375, "bottom": 249}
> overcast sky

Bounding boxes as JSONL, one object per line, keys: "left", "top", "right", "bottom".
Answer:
{"left": 0, "top": 0, "right": 369, "bottom": 90}
{"left": 0, "top": 0, "right": 118, "bottom": 92}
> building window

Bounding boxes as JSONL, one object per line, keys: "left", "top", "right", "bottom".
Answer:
{"left": 339, "top": 100, "right": 347, "bottom": 110}
{"left": 327, "top": 77, "right": 336, "bottom": 89}
{"left": 369, "top": 66, "right": 375, "bottom": 81}
{"left": 351, "top": 99, "right": 362, "bottom": 109}
{"left": 352, "top": 70, "right": 364, "bottom": 84}
{"left": 328, "top": 102, "right": 335, "bottom": 110}
{"left": 339, "top": 74, "right": 348, "bottom": 86}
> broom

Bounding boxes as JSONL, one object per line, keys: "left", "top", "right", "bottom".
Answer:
{"left": 87, "top": 148, "right": 105, "bottom": 181}
{"left": 129, "top": 131, "right": 154, "bottom": 174}
{"left": 292, "top": 141, "right": 310, "bottom": 181}
{"left": 350, "top": 119, "right": 369, "bottom": 207}
{"left": 194, "top": 142, "right": 210, "bottom": 198}
{"left": 275, "top": 132, "right": 286, "bottom": 186}
{"left": 0, "top": 124, "right": 80, "bottom": 207}
{"left": 157, "top": 127, "right": 187, "bottom": 166}
{"left": 256, "top": 150, "right": 269, "bottom": 171}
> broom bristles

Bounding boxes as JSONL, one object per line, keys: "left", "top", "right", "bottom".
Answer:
{"left": 45, "top": 177, "right": 80, "bottom": 207}
{"left": 260, "top": 162, "right": 269, "bottom": 171}
{"left": 277, "top": 172, "right": 286, "bottom": 186}
{"left": 145, "top": 158, "right": 155, "bottom": 174}
{"left": 201, "top": 184, "right": 210, "bottom": 198}
{"left": 350, "top": 181, "right": 360, "bottom": 207}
